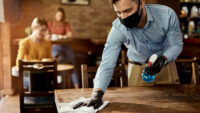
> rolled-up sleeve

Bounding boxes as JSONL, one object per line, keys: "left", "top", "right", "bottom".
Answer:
{"left": 93, "top": 26, "right": 124, "bottom": 92}
{"left": 163, "top": 9, "right": 183, "bottom": 62}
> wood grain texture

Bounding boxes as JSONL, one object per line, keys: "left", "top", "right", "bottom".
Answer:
{"left": 0, "top": 23, "right": 2, "bottom": 91}
{"left": 55, "top": 85, "right": 200, "bottom": 113}
{"left": 0, "top": 22, "right": 13, "bottom": 95}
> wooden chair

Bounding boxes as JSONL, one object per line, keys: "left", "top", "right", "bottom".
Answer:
{"left": 176, "top": 57, "right": 199, "bottom": 84}
{"left": 81, "top": 64, "right": 127, "bottom": 88}
{"left": 18, "top": 59, "right": 58, "bottom": 113}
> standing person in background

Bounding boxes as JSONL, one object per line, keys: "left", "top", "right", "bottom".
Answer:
{"left": 48, "top": 7, "right": 79, "bottom": 88}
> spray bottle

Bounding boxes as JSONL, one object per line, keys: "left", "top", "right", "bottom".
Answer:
{"left": 142, "top": 54, "right": 157, "bottom": 82}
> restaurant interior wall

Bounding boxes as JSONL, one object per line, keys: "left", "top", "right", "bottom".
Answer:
{"left": 9, "top": 0, "right": 159, "bottom": 93}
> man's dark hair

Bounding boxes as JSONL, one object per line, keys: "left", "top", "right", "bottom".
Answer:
{"left": 109, "top": 0, "right": 139, "bottom": 5}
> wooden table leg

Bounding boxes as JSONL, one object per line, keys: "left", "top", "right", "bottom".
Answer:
{"left": 62, "top": 71, "right": 73, "bottom": 89}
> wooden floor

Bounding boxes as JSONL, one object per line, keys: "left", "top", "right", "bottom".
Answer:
{"left": 0, "top": 95, "right": 20, "bottom": 113}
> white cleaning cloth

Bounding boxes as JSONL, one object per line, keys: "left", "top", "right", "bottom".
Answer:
{"left": 58, "top": 97, "right": 109, "bottom": 113}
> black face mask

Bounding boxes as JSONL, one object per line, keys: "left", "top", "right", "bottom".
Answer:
{"left": 119, "top": 0, "right": 143, "bottom": 28}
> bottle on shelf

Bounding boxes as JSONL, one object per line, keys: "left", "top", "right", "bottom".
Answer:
{"left": 190, "top": 5, "right": 198, "bottom": 18}
{"left": 197, "top": 21, "right": 200, "bottom": 35}
{"left": 181, "top": 21, "right": 186, "bottom": 33}
{"left": 198, "top": 7, "right": 200, "bottom": 17}
{"left": 188, "top": 20, "right": 195, "bottom": 35}
{"left": 182, "top": 0, "right": 189, "bottom": 3}
{"left": 181, "top": 0, "right": 200, "bottom": 3}
{"left": 180, "top": 6, "right": 189, "bottom": 18}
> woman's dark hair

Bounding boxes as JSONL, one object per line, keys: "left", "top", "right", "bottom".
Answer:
{"left": 56, "top": 7, "right": 66, "bottom": 22}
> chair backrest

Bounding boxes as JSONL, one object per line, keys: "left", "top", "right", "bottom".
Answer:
{"left": 81, "top": 64, "right": 127, "bottom": 88}
{"left": 176, "top": 57, "right": 199, "bottom": 84}
{"left": 18, "top": 59, "right": 57, "bottom": 113}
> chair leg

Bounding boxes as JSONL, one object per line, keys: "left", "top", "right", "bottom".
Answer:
{"left": 192, "top": 62, "right": 198, "bottom": 84}
{"left": 120, "top": 77, "right": 123, "bottom": 87}
{"left": 81, "top": 65, "right": 88, "bottom": 88}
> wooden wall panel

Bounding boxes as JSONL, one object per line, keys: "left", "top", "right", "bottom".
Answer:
{"left": 0, "top": 23, "right": 3, "bottom": 91}
{"left": 0, "top": 0, "right": 21, "bottom": 95}
{"left": 0, "top": 22, "right": 13, "bottom": 95}
{"left": 0, "top": 0, "right": 21, "bottom": 22}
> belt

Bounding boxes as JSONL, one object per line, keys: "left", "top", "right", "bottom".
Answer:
{"left": 128, "top": 60, "right": 143, "bottom": 65}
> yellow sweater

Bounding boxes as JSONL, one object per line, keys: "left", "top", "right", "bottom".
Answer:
{"left": 16, "top": 37, "right": 52, "bottom": 65}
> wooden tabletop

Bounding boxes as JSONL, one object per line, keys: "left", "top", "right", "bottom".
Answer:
{"left": 12, "top": 38, "right": 106, "bottom": 46}
{"left": 55, "top": 85, "right": 200, "bottom": 113}
{"left": 12, "top": 38, "right": 106, "bottom": 55}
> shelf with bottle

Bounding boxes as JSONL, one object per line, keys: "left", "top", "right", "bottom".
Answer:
{"left": 180, "top": 3, "right": 200, "bottom": 19}
{"left": 180, "top": 20, "right": 200, "bottom": 37}
{"left": 180, "top": 1, "right": 200, "bottom": 37}
{"left": 180, "top": 1, "right": 200, "bottom": 7}
{"left": 180, "top": 17, "right": 200, "bottom": 20}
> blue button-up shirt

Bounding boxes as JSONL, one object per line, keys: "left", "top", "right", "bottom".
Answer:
{"left": 94, "top": 4, "right": 183, "bottom": 92}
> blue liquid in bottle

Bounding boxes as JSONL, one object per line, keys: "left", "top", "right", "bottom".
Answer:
{"left": 142, "top": 72, "right": 155, "bottom": 82}
{"left": 142, "top": 54, "right": 157, "bottom": 82}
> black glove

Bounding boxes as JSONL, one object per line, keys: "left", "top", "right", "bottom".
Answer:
{"left": 144, "top": 56, "right": 166, "bottom": 75}
{"left": 73, "top": 91, "right": 104, "bottom": 109}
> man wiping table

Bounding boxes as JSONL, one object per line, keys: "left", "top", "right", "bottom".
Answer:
{"left": 73, "top": 0, "right": 183, "bottom": 110}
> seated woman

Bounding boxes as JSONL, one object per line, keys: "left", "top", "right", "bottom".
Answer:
{"left": 16, "top": 17, "right": 52, "bottom": 91}
{"left": 48, "top": 7, "right": 79, "bottom": 88}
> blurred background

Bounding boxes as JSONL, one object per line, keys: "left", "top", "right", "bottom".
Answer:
{"left": 0, "top": 0, "right": 199, "bottom": 99}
